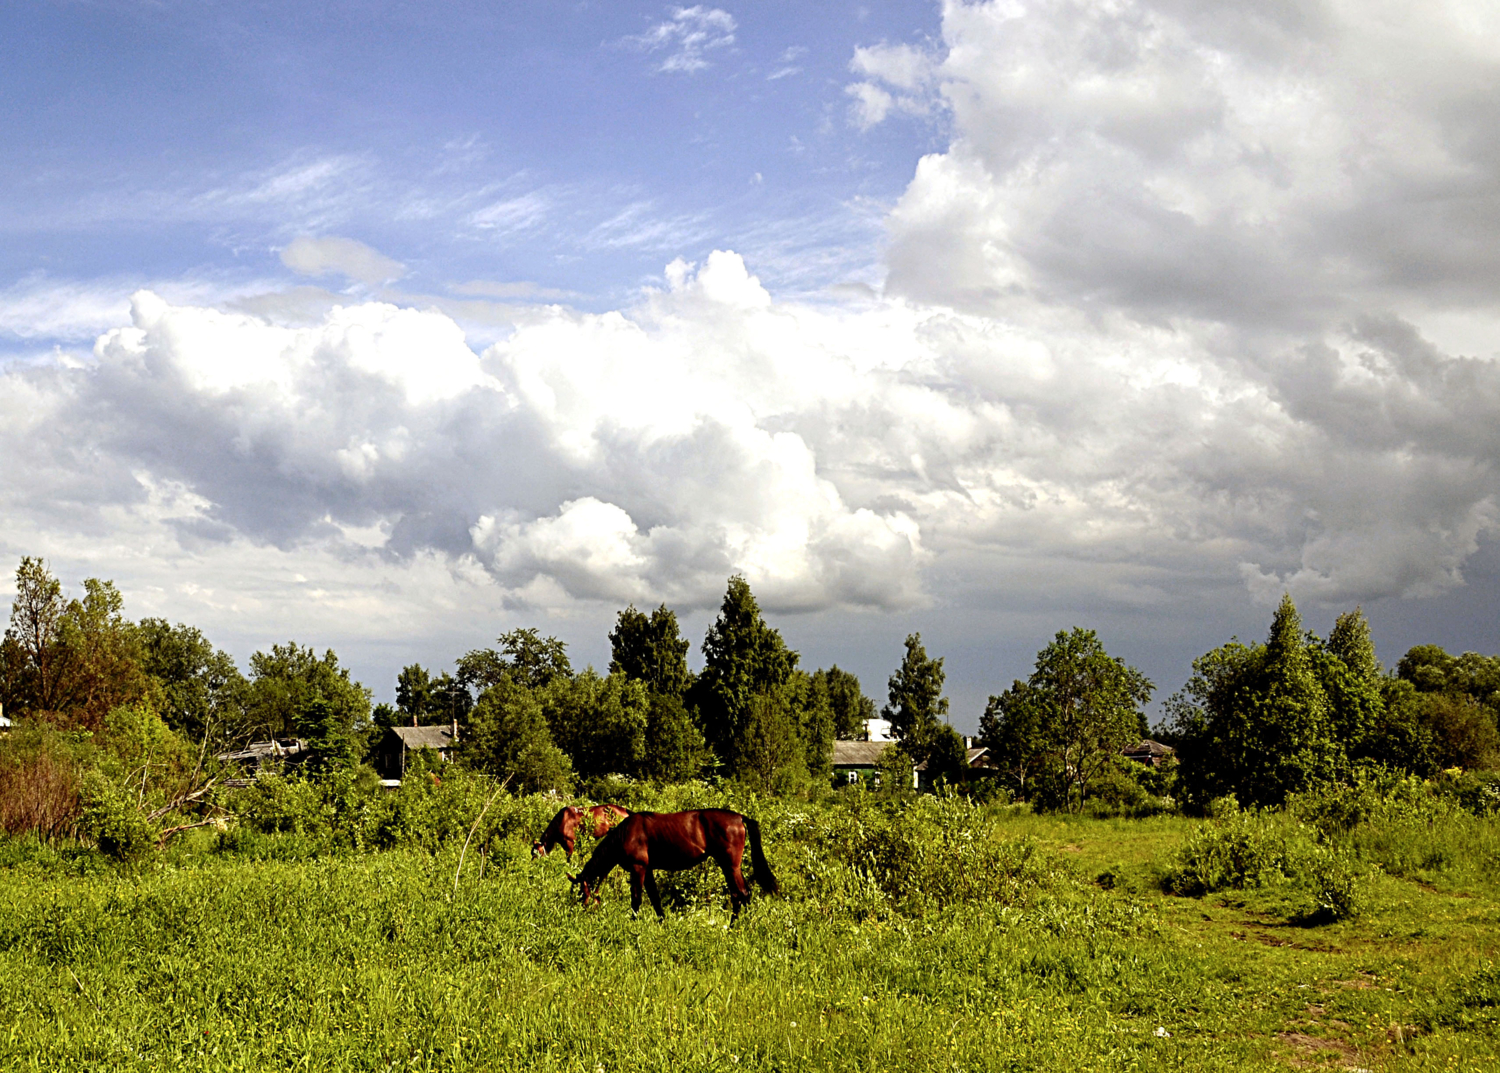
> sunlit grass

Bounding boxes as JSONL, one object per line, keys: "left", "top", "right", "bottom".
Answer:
{"left": 0, "top": 793, "right": 1497, "bottom": 1071}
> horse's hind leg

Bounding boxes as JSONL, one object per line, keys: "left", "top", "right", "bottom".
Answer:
{"left": 644, "top": 869, "right": 666, "bottom": 920}
{"left": 716, "top": 854, "right": 751, "bottom": 920}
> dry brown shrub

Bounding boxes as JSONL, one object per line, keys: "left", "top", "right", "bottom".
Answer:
{"left": 0, "top": 748, "right": 81, "bottom": 840}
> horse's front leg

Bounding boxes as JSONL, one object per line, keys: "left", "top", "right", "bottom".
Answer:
{"left": 644, "top": 869, "right": 666, "bottom": 920}
{"left": 629, "top": 865, "right": 647, "bottom": 915}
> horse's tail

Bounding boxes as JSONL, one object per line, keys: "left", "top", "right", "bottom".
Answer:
{"left": 744, "top": 815, "right": 778, "bottom": 895}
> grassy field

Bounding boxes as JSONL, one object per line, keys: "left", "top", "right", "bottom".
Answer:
{"left": 0, "top": 791, "right": 1497, "bottom": 1072}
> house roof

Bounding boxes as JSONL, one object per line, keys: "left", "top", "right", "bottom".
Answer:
{"left": 1122, "top": 738, "right": 1174, "bottom": 757}
{"left": 914, "top": 747, "right": 991, "bottom": 773}
{"left": 390, "top": 725, "right": 457, "bottom": 750}
{"left": 831, "top": 740, "right": 891, "bottom": 767}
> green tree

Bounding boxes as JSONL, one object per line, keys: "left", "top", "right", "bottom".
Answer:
{"left": 876, "top": 744, "right": 914, "bottom": 798}
{"left": 135, "top": 618, "right": 248, "bottom": 745}
{"left": 429, "top": 672, "right": 472, "bottom": 724}
{"left": 882, "top": 633, "right": 949, "bottom": 762}
{"left": 609, "top": 602, "right": 706, "bottom": 781}
{"left": 736, "top": 688, "right": 811, "bottom": 795}
{"left": 819, "top": 665, "right": 875, "bottom": 739}
{"left": 1397, "top": 645, "right": 1500, "bottom": 717}
{"left": 1172, "top": 595, "right": 1341, "bottom": 809}
{"left": 924, "top": 724, "right": 970, "bottom": 788}
{"left": 395, "top": 664, "right": 433, "bottom": 722}
{"left": 791, "top": 670, "right": 836, "bottom": 780}
{"left": 1315, "top": 608, "right": 1383, "bottom": 751}
{"left": 2, "top": 557, "right": 70, "bottom": 716}
{"left": 462, "top": 676, "right": 572, "bottom": 793}
{"left": 2, "top": 561, "right": 148, "bottom": 728}
{"left": 457, "top": 628, "right": 572, "bottom": 694}
{"left": 609, "top": 604, "right": 691, "bottom": 698}
{"left": 244, "top": 643, "right": 371, "bottom": 744}
{"left": 977, "top": 678, "right": 1053, "bottom": 799}
{"left": 641, "top": 691, "right": 708, "bottom": 782}
{"left": 302, "top": 695, "right": 359, "bottom": 777}
{"left": 1021, "top": 628, "right": 1152, "bottom": 812}
{"left": 1359, "top": 677, "right": 1437, "bottom": 775}
{"left": 543, "top": 669, "right": 651, "bottom": 780}
{"left": 690, "top": 576, "right": 798, "bottom": 775}
{"left": 56, "top": 578, "right": 147, "bottom": 727}
{"left": 1421, "top": 693, "right": 1500, "bottom": 769}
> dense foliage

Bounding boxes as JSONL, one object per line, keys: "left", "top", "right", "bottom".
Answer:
{"left": 3, "top": 555, "right": 1499, "bottom": 852}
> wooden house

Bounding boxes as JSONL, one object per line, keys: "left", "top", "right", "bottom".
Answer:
{"left": 377, "top": 721, "right": 459, "bottom": 780}
{"left": 831, "top": 740, "right": 893, "bottom": 786}
{"left": 1121, "top": 739, "right": 1175, "bottom": 768}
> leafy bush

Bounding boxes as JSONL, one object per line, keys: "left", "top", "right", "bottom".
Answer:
{"left": 769, "top": 794, "right": 1077, "bottom": 918}
{"left": 1285, "top": 771, "right": 1500, "bottom": 889}
{"left": 1164, "top": 798, "right": 1367, "bottom": 921}
{"left": 1434, "top": 768, "right": 1500, "bottom": 816}
{"left": 1082, "top": 757, "right": 1176, "bottom": 818}
{"left": 228, "top": 771, "right": 331, "bottom": 837}
{"left": 78, "top": 771, "right": 158, "bottom": 861}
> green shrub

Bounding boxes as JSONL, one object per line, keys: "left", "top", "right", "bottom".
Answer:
{"left": 1284, "top": 771, "right": 1500, "bottom": 889}
{"left": 1164, "top": 798, "right": 1367, "bottom": 921}
{"left": 228, "top": 771, "right": 330, "bottom": 837}
{"left": 78, "top": 771, "right": 158, "bottom": 861}
{"left": 1434, "top": 768, "right": 1500, "bottom": 816}
{"left": 1082, "top": 758, "right": 1176, "bottom": 818}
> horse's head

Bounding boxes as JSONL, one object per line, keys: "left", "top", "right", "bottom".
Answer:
{"left": 569, "top": 873, "right": 595, "bottom": 906}
{"left": 531, "top": 840, "right": 547, "bottom": 858}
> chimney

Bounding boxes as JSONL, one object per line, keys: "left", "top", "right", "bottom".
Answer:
{"left": 411, "top": 714, "right": 418, "bottom": 727}
{"left": 451, "top": 718, "right": 459, "bottom": 743}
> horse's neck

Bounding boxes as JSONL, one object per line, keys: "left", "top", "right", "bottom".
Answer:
{"left": 580, "top": 842, "right": 618, "bottom": 885}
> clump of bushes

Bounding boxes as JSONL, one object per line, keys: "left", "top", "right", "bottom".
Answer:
{"left": 765, "top": 794, "right": 1077, "bottom": 918}
{"left": 1081, "top": 757, "right": 1178, "bottom": 818}
{"left": 1164, "top": 796, "right": 1367, "bottom": 922}
{"left": 78, "top": 771, "right": 159, "bottom": 862}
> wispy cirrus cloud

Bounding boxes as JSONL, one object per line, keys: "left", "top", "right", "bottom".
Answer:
{"left": 767, "top": 45, "right": 807, "bottom": 81}
{"left": 586, "top": 199, "right": 713, "bottom": 251}
{"left": 623, "top": 6, "right": 737, "bottom": 74}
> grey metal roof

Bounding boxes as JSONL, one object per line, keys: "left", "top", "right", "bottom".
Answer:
{"left": 832, "top": 740, "right": 892, "bottom": 767}
{"left": 390, "top": 725, "right": 457, "bottom": 750}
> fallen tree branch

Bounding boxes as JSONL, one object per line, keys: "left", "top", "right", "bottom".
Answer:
{"left": 146, "top": 780, "right": 219, "bottom": 823}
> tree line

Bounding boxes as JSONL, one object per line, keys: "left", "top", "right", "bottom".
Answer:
{"left": 2, "top": 556, "right": 1497, "bottom": 827}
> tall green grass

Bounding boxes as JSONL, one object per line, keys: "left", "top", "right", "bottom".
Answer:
{"left": 2, "top": 782, "right": 1499, "bottom": 1070}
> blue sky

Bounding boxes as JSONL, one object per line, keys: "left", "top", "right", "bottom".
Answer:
{"left": 2, "top": 1, "right": 942, "bottom": 314}
{"left": 4, "top": 1, "right": 1500, "bottom": 724}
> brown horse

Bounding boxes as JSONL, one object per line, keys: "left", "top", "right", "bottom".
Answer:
{"left": 570, "top": 808, "right": 777, "bottom": 920}
{"left": 532, "top": 804, "right": 631, "bottom": 860}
